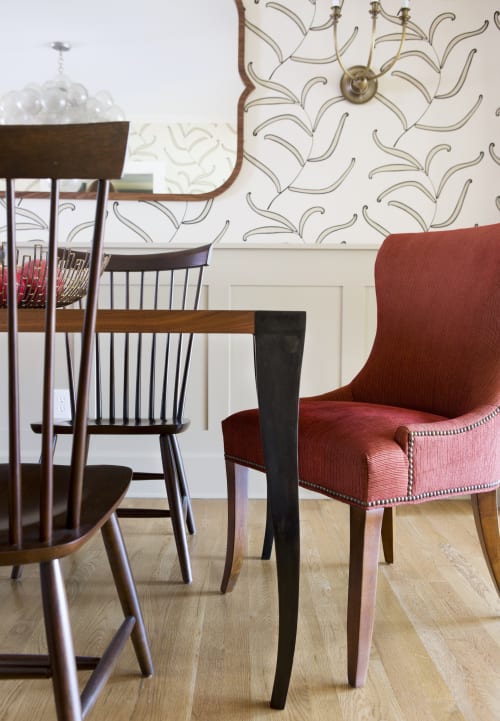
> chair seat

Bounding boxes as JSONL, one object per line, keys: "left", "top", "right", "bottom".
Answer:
{"left": 31, "top": 418, "right": 190, "bottom": 435}
{"left": 222, "top": 400, "right": 448, "bottom": 507}
{"left": 0, "top": 463, "right": 132, "bottom": 564}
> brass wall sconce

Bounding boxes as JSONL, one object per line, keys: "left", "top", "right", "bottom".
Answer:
{"left": 331, "top": 1, "right": 411, "bottom": 104}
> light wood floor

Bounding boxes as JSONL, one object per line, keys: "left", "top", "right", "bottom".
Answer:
{"left": 0, "top": 498, "right": 499, "bottom": 721}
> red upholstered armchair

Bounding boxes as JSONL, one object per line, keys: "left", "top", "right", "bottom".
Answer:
{"left": 220, "top": 223, "right": 500, "bottom": 688}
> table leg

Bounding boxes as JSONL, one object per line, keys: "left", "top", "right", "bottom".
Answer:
{"left": 253, "top": 310, "right": 305, "bottom": 709}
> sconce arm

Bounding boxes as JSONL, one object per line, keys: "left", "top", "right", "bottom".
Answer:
{"left": 333, "top": 19, "right": 356, "bottom": 81}
{"left": 368, "top": 20, "right": 408, "bottom": 81}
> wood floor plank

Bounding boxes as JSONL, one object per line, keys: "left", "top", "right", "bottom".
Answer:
{"left": 0, "top": 499, "right": 498, "bottom": 721}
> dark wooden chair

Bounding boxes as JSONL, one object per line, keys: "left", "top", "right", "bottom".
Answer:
{"left": 32, "top": 244, "right": 213, "bottom": 584}
{"left": 0, "top": 123, "right": 153, "bottom": 721}
{"left": 220, "top": 223, "right": 500, "bottom": 688}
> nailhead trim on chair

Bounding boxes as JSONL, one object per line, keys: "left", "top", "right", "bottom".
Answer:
{"left": 406, "top": 405, "right": 500, "bottom": 496}
{"left": 298, "top": 478, "right": 500, "bottom": 508}
{"left": 225, "top": 405, "right": 500, "bottom": 510}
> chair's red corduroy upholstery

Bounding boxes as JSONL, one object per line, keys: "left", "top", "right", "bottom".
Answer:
{"left": 222, "top": 224, "right": 500, "bottom": 508}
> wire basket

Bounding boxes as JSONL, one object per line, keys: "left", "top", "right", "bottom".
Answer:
{"left": 0, "top": 245, "right": 110, "bottom": 308}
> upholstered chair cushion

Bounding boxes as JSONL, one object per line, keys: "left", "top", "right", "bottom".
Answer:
{"left": 222, "top": 400, "right": 499, "bottom": 508}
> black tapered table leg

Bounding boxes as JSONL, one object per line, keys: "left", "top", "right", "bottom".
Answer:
{"left": 261, "top": 495, "right": 274, "bottom": 560}
{"left": 253, "top": 310, "right": 305, "bottom": 709}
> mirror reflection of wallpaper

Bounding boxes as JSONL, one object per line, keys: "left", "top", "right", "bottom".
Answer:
{"left": 6, "top": 1, "right": 500, "bottom": 246}
{"left": 124, "top": 123, "right": 237, "bottom": 195}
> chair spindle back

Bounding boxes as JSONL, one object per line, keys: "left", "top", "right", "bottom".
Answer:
{"left": 0, "top": 123, "right": 129, "bottom": 545}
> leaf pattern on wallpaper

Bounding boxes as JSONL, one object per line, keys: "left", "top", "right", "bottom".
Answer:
{"left": 415, "top": 95, "right": 483, "bottom": 132}
{"left": 111, "top": 199, "right": 218, "bottom": 244}
{"left": 246, "top": 63, "right": 299, "bottom": 104}
{"left": 310, "top": 112, "right": 348, "bottom": 162}
{"left": 431, "top": 179, "right": 473, "bottom": 228}
{"left": 0, "top": 202, "right": 47, "bottom": 234}
{"left": 424, "top": 144, "right": 451, "bottom": 174}
{"left": 243, "top": 192, "right": 350, "bottom": 244}
{"left": 139, "top": 201, "right": 181, "bottom": 230}
{"left": 266, "top": 3, "right": 308, "bottom": 36}
{"left": 428, "top": 12, "right": 456, "bottom": 45}
{"left": 244, "top": 22, "right": 358, "bottom": 240}
{"left": 253, "top": 114, "right": 313, "bottom": 137}
{"left": 397, "top": 50, "right": 440, "bottom": 74}
{"left": 435, "top": 153, "right": 483, "bottom": 197}
{"left": 386, "top": 201, "right": 428, "bottom": 231}
{"left": 66, "top": 221, "right": 100, "bottom": 245}
{"left": 490, "top": 143, "right": 500, "bottom": 165}
{"left": 182, "top": 200, "right": 214, "bottom": 225}
{"left": 264, "top": 134, "right": 306, "bottom": 166}
{"left": 375, "top": 93, "right": 409, "bottom": 130}
{"left": 246, "top": 19, "right": 284, "bottom": 64}
{"left": 301, "top": 77, "right": 328, "bottom": 107}
{"left": 312, "top": 97, "right": 345, "bottom": 131}
{"left": 316, "top": 213, "right": 358, "bottom": 244}
{"left": 112, "top": 203, "right": 154, "bottom": 243}
{"left": 362, "top": 206, "right": 390, "bottom": 237}
{"left": 290, "top": 158, "right": 355, "bottom": 194}
{"left": 391, "top": 72, "right": 432, "bottom": 104}
{"left": 291, "top": 26, "right": 358, "bottom": 65}
{"left": 246, "top": 193, "right": 297, "bottom": 231}
{"left": 299, "top": 207, "right": 324, "bottom": 236}
{"left": 377, "top": 181, "right": 436, "bottom": 204}
{"left": 440, "top": 21, "right": 489, "bottom": 67}
{"left": 370, "top": 130, "right": 423, "bottom": 171}
{"left": 373, "top": 143, "right": 483, "bottom": 231}
{"left": 244, "top": 150, "right": 282, "bottom": 193}
{"left": 379, "top": 7, "right": 427, "bottom": 39}
{"left": 434, "top": 49, "right": 476, "bottom": 99}
{"left": 366, "top": 9, "right": 493, "bottom": 233}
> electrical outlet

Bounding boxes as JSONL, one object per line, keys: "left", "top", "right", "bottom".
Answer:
{"left": 54, "top": 389, "right": 72, "bottom": 420}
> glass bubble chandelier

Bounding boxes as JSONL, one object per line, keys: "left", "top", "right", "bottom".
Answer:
{"left": 0, "top": 41, "right": 125, "bottom": 124}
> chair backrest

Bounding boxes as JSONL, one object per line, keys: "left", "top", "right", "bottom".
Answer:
{"left": 0, "top": 122, "right": 128, "bottom": 544}
{"left": 66, "top": 244, "right": 212, "bottom": 424}
{"left": 349, "top": 224, "right": 500, "bottom": 418}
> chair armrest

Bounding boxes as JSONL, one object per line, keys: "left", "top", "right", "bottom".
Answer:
{"left": 394, "top": 405, "right": 500, "bottom": 501}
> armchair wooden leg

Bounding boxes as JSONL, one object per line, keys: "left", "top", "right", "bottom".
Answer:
{"left": 471, "top": 489, "right": 500, "bottom": 595}
{"left": 101, "top": 513, "right": 154, "bottom": 677}
{"left": 381, "top": 507, "right": 395, "bottom": 564}
{"left": 347, "top": 506, "right": 384, "bottom": 688}
{"left": 220, "top": 461, "right": 249, "bottom": 593}
{"left": 40, "top": 560, "right": 82, "bottom": 721}
{"left": 160, "top": 434, "right": 193, "bottom": 584}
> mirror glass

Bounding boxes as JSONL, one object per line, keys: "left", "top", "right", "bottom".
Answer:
{"left": 0, "top": 0, "right": 247, "bottom": 199}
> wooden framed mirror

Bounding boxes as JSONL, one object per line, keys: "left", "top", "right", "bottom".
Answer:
{"left": 0, "top": 0, "right": 252, "bottom": 201}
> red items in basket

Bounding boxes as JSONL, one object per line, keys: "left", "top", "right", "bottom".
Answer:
{"left": 0, "top": 259, "right": 64, "bottom": 306}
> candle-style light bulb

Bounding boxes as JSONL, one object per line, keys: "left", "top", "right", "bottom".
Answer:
{"left": 331, "top": 0, "right": 341, "bottom": 7}
{"left": 401, "top": 0, "right": 410, "bottom": 7}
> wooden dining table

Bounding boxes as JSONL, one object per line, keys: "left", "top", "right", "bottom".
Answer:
{"left": 1, "top": 307, "right": 306, "bottom": 710}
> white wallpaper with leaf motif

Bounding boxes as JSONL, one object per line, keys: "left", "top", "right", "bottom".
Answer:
{"left": 2, "top": 1, "right": 499, "bottom": 247}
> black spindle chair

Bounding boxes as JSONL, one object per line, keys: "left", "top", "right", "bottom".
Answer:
{"left": 33, "top": 245, "right": 213, "bottom": 583}
{"left": 0, "top": 123, "right": 153, "bottom": 721}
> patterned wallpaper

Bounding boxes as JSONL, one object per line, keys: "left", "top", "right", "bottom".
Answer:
{"left": 3, "top": 0, "right": 500, "bottom": 247}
